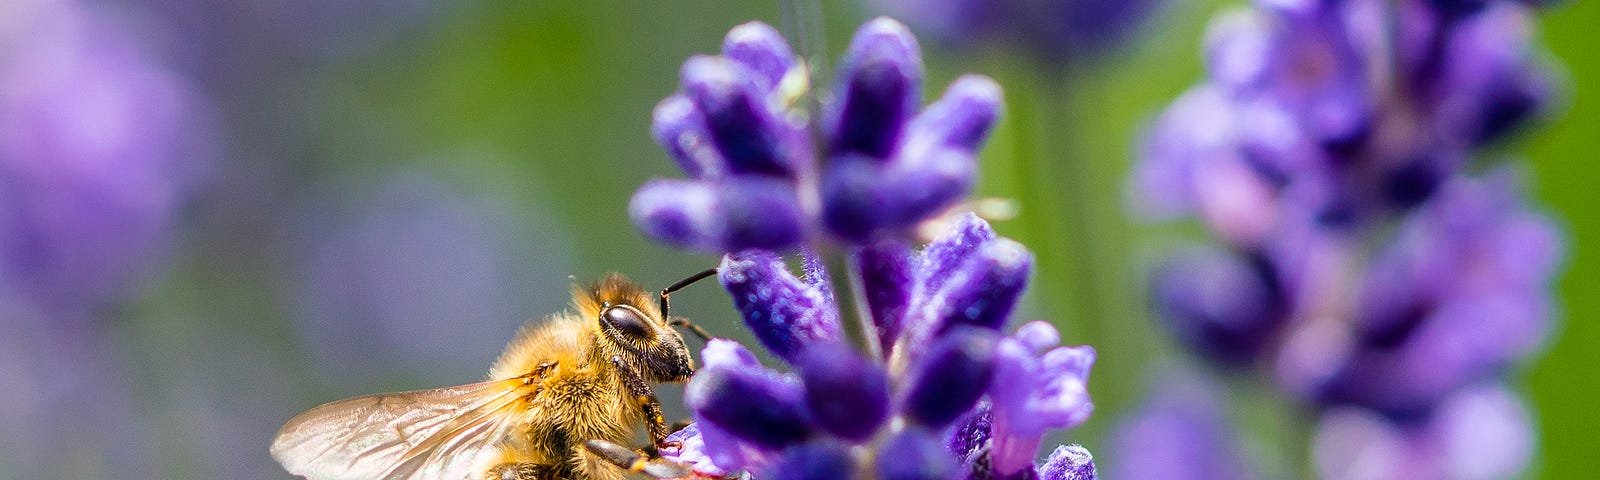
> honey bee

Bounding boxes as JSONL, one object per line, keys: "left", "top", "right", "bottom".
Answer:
{"left": 271, "top": 270, "right": 719, "bottom": 480}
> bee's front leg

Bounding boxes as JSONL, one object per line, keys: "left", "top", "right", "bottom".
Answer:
{"left": 609, "top": 355, "right": 671, "bottom": 448}
{"left": 586, "top": 439, "right": 691, "bottom": 479}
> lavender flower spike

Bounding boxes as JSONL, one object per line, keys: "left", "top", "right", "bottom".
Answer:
{"left": 668, "top": 216, "right": 1097, "bottom": 480}
{"left": 634, "top": 18, "right": 1004, "bottom": 252}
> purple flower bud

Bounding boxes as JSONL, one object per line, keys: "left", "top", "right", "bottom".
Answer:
{"left": 902, "top": 75, "right": 1003, "bottom": 154}
{"left": 1037, "top": 445, "right": 1097, "bottom": 480}
{"left": 821, "top": 149, "right": 977, "bottom": 241}
{"left": 686, "top": 341, "right": 814, "bottom": 450}
{"left": 919, "top": 213, "right": 999, "bottom": 293}
{"left": 796, "top": 342, "right": 890, "bottom": 441}
{"left": 1150, "top": 247, "right": 1286, "bottom": 365}
{"left": 829, "top": 17, "right": 924, "bottom": 159}
{"left": 629, "top": 177, "right": 805, "bottom": 252}
{"left": 722, "top": 21, "right": 796, "bottom": 91}
{"left": 758, "top": 442, "right": 858, "bottom": 480}
{"left": 908, "top": 238, "right": 1032, "bottom": 338}
{"left": 651, "top": 94, "right": 721, "bottom": 179}
{"left": 680, "top": 55, "right": 801, "bottom": 178}
{"left": 876, "top": 427, "right": 957, "bottom": 480}
{"left": 901, "top": 326, "right": 998, "bottom": 429}
{"left": 719, "top": 251, "right": 842, "bottom": 363}
{"left": 854, "top": 241, "right": 915, "bottom": 355}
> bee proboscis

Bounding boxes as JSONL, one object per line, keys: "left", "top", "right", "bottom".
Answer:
{"left": 271, "top": 270, "right": 717, "bottom": 480}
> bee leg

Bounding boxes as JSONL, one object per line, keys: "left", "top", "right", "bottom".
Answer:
{"left": 609, "top": 355, "right": 672, "bottom": 448}
{"left": 586, "top": 439, "right": 692, "bottom": 479}
{"left": 485, "top": 462, "right": 557, "bottom": 480}
{"left": 667, "top": 317, "right": 713, "bottom": 342}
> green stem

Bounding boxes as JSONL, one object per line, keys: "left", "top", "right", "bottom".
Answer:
{"left": 821, "top": 245, "right": 879, "bottom": 359}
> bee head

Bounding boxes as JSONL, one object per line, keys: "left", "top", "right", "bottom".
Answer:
{"left": 582, "top": 274, "right": 695, "bottom": 382}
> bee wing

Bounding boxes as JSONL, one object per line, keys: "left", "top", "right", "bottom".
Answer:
{"left": 270, "top": 377, "right": 535, "bottom": 480}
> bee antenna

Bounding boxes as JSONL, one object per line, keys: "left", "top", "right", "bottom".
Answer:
{"left": 659, "top": 267, "right": 718, "bottom": 341}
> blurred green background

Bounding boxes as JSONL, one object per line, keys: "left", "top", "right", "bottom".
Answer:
{"left": 5, "top": 0, "right": 1592, "bottom": 478}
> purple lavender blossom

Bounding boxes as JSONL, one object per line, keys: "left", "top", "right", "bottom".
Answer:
{"left": 0, "top": 0, "right": 211, "bottom": 317}
{"left": 632, "top": 18, "right": 1002, "bottom": 252}
{"left": 1131, "top": 0, "right": 1564, "bottom": 475}
{"left": 1105, "top": 370, "right": 1256, "bottom": 480}
{"left": 1312, "top": 383, "right": 1534, "bottom": 480}
{"left": 0, "top": 1, "right": 210, "bottom": 478}
{"left": 866, "top": 0, "right": 1166, "bottom": 60}
{"left": 661, "top": 216, "right": 1096, "bottom": 479}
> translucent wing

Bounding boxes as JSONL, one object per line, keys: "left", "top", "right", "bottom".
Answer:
{"left": 270, "top": 377, "right": 536, "bottom": 480}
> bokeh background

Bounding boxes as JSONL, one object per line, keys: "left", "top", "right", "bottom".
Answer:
{"left": 0, "top": 0, "right": 1593, "bottom": 478}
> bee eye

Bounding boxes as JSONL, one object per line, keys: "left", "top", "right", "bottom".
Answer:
{"left": 602, "top": 306, "right": 652, "bottom": 339}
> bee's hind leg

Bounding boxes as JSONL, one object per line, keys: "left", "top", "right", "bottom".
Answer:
{"left": 585, "top": 439, "right": 692, "bottom": 479}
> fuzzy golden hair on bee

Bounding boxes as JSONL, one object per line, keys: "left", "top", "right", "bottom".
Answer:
{"left": 270, "top": 271, "right": 717, "bottom": 480}
{"left": 575, "top": 273, "right": 662, "bottom": 321}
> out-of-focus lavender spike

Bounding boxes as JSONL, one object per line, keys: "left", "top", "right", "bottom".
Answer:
{"left": 796, "top": 342, "right": 889, "bottom": 441}
{"left": 1312, "top": 383, "right": 1534, "bottom": 479}
{"left": 867, "top": 0, "right": 1166, "bottom": 61}
{"left": 900, "top": 326, "right": 999, "bottom": 428}
{"left": 686, "top": 341, "right": 814, "bottom": 450}
{"left": 854, "top": 241, "right": 915, "bottom": 355}
{"left": 722, "top": 21, "right": 797, "bottom": 91}
{"left": 829, "top": 17, "right": 924, "bottom": 159}
{"left": 1036, "top": 445, "right": 1096, "bottom": 480}
{"left": 1204, "top": 8, "right": 1276, "bottom": 90}
{"left": 719, "top": 251, "right": 842, "bottom": 363}
{"left": 1150, "top": 246, "right": 1286, "bottom": 365}
{"left": 651, "top": 95, "right": 721, "bottom": 179}
{"left": 1105, "top": 370, "right": 1256, "bottom": 480}
{"left": 681, "top": 55, "right": 799, "bottom": 178}
{"left": 875, "top": 427, "right": 958, "bottom": 480}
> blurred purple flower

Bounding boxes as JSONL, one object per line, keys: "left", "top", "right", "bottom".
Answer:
{"left": 1312, "top": 383, "right": 1534, "bottom": 480}
{"left": 663, "top": 216, "right": 1096, "bottom": 479}
{"left": 0, "top": 0, "right": 211, "bottom": 317}
{"left": 866, "top": 0, "right": 1167, "bottom": 60}
{"left": 1293, "top": 170, "right": 1558, "bottom": 415}
{"left": 632, "top": 18, "right": 1002, "bottom": 252}
{"left": 1132, "top": 0, "right": 1564, "bottom": 476}
{"left": 0, "top": 1, "right": 212, "bottom": 478}
{"left": 1105, "top": 369, "right": 1256, "bottom": 480}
